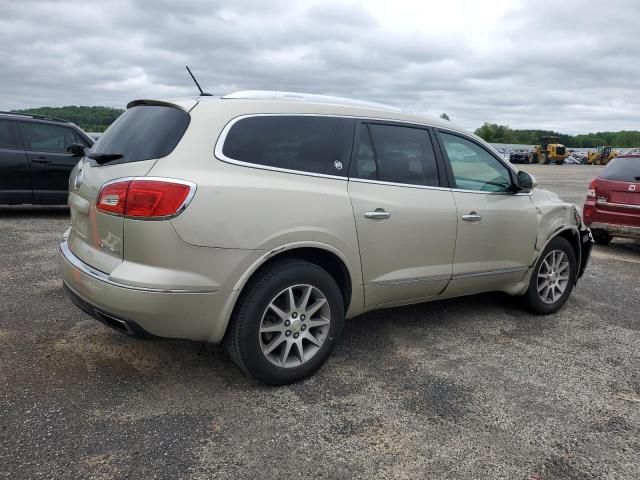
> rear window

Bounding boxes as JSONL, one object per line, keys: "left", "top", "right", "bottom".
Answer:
{"left": 601, "top": 157, "right": 640, "bottom": 182}
{"left": 90, "top": 105, "right": 190, "bottom": 164}
{"left": 221, "top": 116, "right": 355, "bottom": 176}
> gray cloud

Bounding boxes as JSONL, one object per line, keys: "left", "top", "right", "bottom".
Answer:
{"left": 0, "top": 0, "right": 638, "bottom": 133}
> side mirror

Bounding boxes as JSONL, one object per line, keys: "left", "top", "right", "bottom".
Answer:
{"left": 67, "top": 143, "right": 87, "bottom": 157}
{"left": 516, "top": 170, "right": 537, "bottom": 191}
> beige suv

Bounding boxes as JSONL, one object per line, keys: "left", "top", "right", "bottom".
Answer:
{"left": 59, "top": 91, "right": 593, "bottom": 385}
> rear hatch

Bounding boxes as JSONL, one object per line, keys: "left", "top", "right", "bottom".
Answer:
{"left": 67, "top": 100, "right": 194, "bottom": 273}
{"left": 595, "top": 156, "right": 640, "bottom": 224}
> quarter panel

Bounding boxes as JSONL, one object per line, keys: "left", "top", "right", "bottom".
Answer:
{"left": 168, "top": 166, "right": 359, "bottom": 260}
{"left": 117, "top": 219, "right": 261, "bottom": 293}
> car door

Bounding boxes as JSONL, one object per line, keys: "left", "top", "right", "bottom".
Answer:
{"left": 18, "top": 121, "right": 89, "bottom": 204}
{"left": 348, "top": 122, "right": 457, "bottom": 307}
{"left": 0, "top": 119, "right": 31, "bottom": 204}
{"left": 435, "top": 130, "right": 538, "bottom": 296}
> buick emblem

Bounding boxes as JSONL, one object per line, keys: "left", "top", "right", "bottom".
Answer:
{"left": 74, "top": 162, "right": 85, "bottom": 190}
{"left": 630, "top": 184, "right": 636, "bottom": 192}
{"left": 334, "top": 160, "right": 343, "bottom": 171}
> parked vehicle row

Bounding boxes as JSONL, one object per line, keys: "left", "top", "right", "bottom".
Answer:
{"left": 58, "top": 91, "right": 593, "bottom": 385}
{"left": 0, "top": 112, "right": 93, "bottom": 205}
{"left": 583, "top": 154, "right": 640, "bottom": 244}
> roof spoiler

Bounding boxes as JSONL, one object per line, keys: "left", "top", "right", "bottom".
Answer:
{"left": 126, "top": 99, "right": 189, "bottom": 111}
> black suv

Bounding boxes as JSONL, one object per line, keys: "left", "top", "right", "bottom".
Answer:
{"left": 0, "top": 112, "right": 94, "bottom": 205}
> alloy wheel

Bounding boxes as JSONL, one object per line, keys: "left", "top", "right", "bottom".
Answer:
{"left": 536, "top": 250, "right": 570, "bottom": 304}
{"left": 259, "top": 284, "right": 331, "bottom": 368}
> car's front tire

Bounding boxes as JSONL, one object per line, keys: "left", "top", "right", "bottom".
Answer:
{"left": 225, "top": 259, "right": 344, "bottom": 385}
{"left": 523, "top": 236, "right": 577, "bottom": 314}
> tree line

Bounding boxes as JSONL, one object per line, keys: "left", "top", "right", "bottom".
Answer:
{"left": 474, "top": 122, "right": 640, "bottom": 148}
{"left": 11, "top": 107, "right": 640, "bottom": 147}
{"left": 13, "top": 106, "right": 124, "bottom": 132}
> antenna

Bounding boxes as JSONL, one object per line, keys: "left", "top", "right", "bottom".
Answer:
{"left": 185, "top": 66, "right": 212, "bottom": 96}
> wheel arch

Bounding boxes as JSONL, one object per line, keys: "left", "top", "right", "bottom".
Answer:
{"left": 210, "top": 242, "right": 358, "bottom": 343}
{"left": 536, "top": 226, "right": 581, "bottom": 280}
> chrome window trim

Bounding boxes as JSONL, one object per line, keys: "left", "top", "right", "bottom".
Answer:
{"left": 214, "top": 113, "right": 454, "bottom": 184}
{"left": 214, "top": 157, "right": 348, "bottom": 182}
{"left": 214, "top": 114, "right": 353, "bottom": 182}
{"left": 60, "top": 240, "right": 217, "bottom": 294}
{"left": 214, "top": 113, "right": 534, "bottom": 195}
{"left": 349, "top": 177, "right": 532, "bottom": 196}
{"left": 349, "top": 177, "right": 450, "bottom": 192}
{"left": 96, "top": 176, "right": 197, "bottom": 220}
{"left": 451, "top": 187, "right": 533, "bottom": 197}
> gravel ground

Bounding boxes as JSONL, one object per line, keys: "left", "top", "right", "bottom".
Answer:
{"left": 1, "top": 165, "right": 639, "bottom": 479}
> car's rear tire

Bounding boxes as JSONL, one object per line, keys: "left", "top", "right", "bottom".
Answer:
{"left": 522, "top": 236, "right": 577, "bottom": 315}
{"left": 592, "top": 229, "right": 612, "bottom": 245}
{"left": 225, "top": 259, "right": 344, "bottom": 385}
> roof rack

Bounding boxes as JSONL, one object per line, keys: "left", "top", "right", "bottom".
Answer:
{"left": 0, "top": 111, "right": 69, "bottom": 123}
{"left": 221, "top": 90, "right": 402, "bottom": 112}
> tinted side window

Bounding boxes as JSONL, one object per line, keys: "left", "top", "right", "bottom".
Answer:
{"left": 91, "top": 106, "right": 189, "bottom": 164}
{"left": 20, "top": 122, "right": 85, "bottom": 153}
{"left": 368, "top": 124, "right": 439, "bottom": 186}
{"left": 0, "top": 120, "right": 20, "bottom": 149}
{"left": 352, "top": 124, "right": 377, "bottom": 180}
{"left": 439, "top": 132, "right": 512, "bottom": 192}
{"left": 222, "top": 116, "right": 354, "bottom": 176}
{"left": 600, "top": 157, "right": 640, "bottom": 182}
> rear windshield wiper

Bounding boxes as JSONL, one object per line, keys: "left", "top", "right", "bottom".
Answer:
{"left": 86, "top": 152, "right": 124, "bottom": 165}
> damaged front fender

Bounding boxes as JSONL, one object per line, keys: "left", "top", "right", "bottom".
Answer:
{"left": 531, "top": 188, "right": 593, "bottom": 282}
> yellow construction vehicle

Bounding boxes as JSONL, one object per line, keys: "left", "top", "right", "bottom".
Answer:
{"left": 533, "top": 136, "right": 569, "bottom": 164}
{"left": 586, "top": 146, "right": 617, "bottom": 165}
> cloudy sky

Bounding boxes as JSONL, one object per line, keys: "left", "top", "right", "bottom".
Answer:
{"left": 0, "top": 0, "right": 638, "bottom": 133}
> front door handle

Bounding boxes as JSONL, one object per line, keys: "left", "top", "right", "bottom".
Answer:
{"left": 462, "top": 212, "right": 482, "bottom": 222}
{"left": 365, "top": 209, "right": 391, "bottom": 220}
{"left": 32, "top": 157, "right": 51, "bottom": 164}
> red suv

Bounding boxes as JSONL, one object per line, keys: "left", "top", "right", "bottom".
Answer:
{"left": 583, "top": 154, "right": 640, "bottom": 244}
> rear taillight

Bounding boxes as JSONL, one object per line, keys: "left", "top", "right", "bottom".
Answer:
{"left": 587, "top": 178, "right": 596, "bottom": 198}
{"left": 125, "top": 180, "right": 192, "bottom": 217}
{"left": 583, "top": 204, "right": 594, "bottom": 218}
{"left": 97, "top": 181, "right": 128, "bottom": 215}
{"left": 96, "top": 178, "right": 195, "bottom": 219}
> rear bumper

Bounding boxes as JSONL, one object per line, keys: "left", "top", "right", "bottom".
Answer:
{"left": 583, "top": 199, "right": 640, "bottom": 239}
{"left": 63, "top": 282, "right": 155, "bottom": 338}
{"left": 587, "top": 222, "right": 640, "bottom": 239}
{"left": 59, "top": 239, "right": 228, "bottom": 342}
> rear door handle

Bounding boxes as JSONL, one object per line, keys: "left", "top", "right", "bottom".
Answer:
{"left": 365, "top": 209, "right": 391, "bottom": 220}
{"left": 32, "top": 157, "right": 51, "bottom": 164}
{"left": 462, "top": 212, "right": 482, "bottom": 222}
